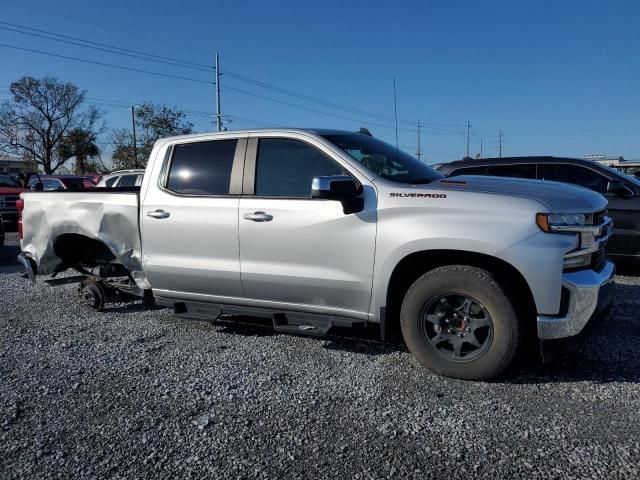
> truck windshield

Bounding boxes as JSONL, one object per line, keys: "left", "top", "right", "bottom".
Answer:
{"left": 322, "top": 133, "right": 444, "bottom": 184}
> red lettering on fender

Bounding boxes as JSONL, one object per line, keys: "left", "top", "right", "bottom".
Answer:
{"left": 390, "top": 192, "right": 447, "bottom": 198}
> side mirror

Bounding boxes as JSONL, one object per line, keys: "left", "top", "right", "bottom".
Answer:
{"left": 311, "top": 175, "right": 362, "bottom": 200}
{"left": 311, "top": 175, "right": 364, "bottom": 214}
{"left": 607, "top": 179, "right": 630, "bottom": 196}
{"left": 33, "top": 181, "right": 44, "bottom": 191}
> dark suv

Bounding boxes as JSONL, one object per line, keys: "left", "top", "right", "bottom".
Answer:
{"left": 437, "top": 156, "right": 640, "bottom": 265}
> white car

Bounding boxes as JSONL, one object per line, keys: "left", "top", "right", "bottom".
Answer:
{"left": 97, "top": 169, "right": 144, "bottom": 188}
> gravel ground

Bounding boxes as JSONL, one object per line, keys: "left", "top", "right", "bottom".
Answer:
{"left": 1, "top": 231, "right": 640, "bottom": 479}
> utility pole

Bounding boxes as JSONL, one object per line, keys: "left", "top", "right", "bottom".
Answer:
{"left": 416, "top": 120, "right": 422, "bottom": 161}
{"left": 480, "top": 138, "right": 483, "bottom": 159}
{"left": 466, "top": 120, "right": 471, "bottom": 158}
{"left": 393, "top": 77, "right": 399, "bottom": 156}
{"left": 215, "top": 53, "right": 222, "bottom": 132}
{"left": 498, "top": 130, "right": 503, "bottom": 158}
{"left": 130, "top": 106, "right": 137, "bottom": 166}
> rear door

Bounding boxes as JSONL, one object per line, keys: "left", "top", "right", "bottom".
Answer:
{"left": 141, "top": 136, "right": 246, "bottom": 299}
{"left": 237, "top": 134, "right": 377, "bottom": 318}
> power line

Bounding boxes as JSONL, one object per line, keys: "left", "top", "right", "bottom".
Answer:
{"left": 0, "top": 22, "right": 213, "bottom": 72}
{"left": 0, "top": 19, "right": 468, "bottom": 134}
{"left": 222, "top": 84, "right": 418, "bottom": 132}
{"left": 224, "top": 70, "right": 466, "bottom": 132}
{"left": 0, "top": 43, "right": 214, "bottom": 85}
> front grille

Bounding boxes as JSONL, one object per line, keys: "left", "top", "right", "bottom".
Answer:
{"left": 0, "top": 195, "right": 19, "bottom": 211}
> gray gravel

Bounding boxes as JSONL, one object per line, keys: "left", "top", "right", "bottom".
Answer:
{"left": 1, "top": 231, "right": 640, "bottom": 479}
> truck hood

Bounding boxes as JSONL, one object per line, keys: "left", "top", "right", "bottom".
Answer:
{"left": 0, "top": 186, "right": 26, "bottom": 195}
{"left": 437, "top": 175, "right": 608, "bottom": 213}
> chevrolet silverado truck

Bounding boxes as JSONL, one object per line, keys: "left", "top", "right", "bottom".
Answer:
{"left": 17, "top": 129, "right": 615, "bottom": 379}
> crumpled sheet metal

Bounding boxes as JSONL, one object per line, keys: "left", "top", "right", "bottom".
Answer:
{"left": 21, "top": 192, "right": 150, "bottom": 289}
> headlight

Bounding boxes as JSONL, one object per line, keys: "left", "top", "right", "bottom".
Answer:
{"left": 536, "top": 213, "right": 586, "bottom": 232}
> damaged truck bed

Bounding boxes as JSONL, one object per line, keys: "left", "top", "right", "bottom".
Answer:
{"left": 18, "top": 187, "right": 150, "bottom": 291}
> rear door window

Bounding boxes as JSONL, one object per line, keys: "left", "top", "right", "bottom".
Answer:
{"left": 486, "top": 164, "right": 537, "bottom": 179}
{"left": 105, "top": 176, "right": 119, "bottom": 187}
{"left": 542, "top": 164, "right": 609, "bottom": 193}
{"left": 166, "top": 139, "right": 238, "bottom": 195}
{"left": 42, "top": 179, "right": 62, "bottom": 190}
{"left": 118, "top": 174, "right": 138, "bottom": 187}
{"left": 450, "top": 165, "right": 488, "bottom": 176}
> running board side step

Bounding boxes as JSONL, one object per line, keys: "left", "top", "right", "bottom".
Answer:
{"left": 155, "top": 298, "right": 366, "bottom": 337}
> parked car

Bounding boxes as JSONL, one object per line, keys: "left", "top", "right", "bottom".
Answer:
{"left": 437, "top": 156, "right": 640, "bottom": 265}
{"left": 79, "top": 175, "right": 98, "bottom": 188}
{"left": 96, "top": 169, "right": 144, "bottom": 188}
{"left": 27, "top": 175, "right": 86, "bottom": 191}
{"left": 0, "top": 172, "right": 28, "bottom": 230}
{"left": 17, "top": 129, "right": 613, "bottom": 380}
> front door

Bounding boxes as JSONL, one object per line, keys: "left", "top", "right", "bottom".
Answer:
{"left": 141, "top": 136, "right": 246, "bottom": 299}
{"left": 238, "top": 136, "right": 377, "bottom": 318}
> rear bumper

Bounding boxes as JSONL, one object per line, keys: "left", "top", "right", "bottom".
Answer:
{"left": 17, "top": 253, "right": 36, "bottom": 283}
{"left": 537, "top": 260, "right": 615, "bottom": 340}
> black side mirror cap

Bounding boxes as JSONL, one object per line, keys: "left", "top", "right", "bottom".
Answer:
{"left": 311, "top": 175, "right": 364, "bottom": 214}
{"left": 311, "top": 175, "right": 362, "bottom": 199}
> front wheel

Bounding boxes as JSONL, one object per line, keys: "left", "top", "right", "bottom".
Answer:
{"left": 400, "top": 265, "right": 520, "bottom": 380}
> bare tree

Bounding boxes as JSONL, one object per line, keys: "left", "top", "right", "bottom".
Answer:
{"left": 112, "top": 102, "right": 193, "bottom": 170}
{"left": 0, "top": 76, "right": 102, "bottom": 173}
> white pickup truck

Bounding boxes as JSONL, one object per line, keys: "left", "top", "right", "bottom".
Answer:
{"left": 18, "top": 129, "right": 614, "bottom": 379}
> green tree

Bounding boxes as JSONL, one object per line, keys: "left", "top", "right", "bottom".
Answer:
{"left": 111, "top": 102, "right": 193, "bottom": 169}
{"left": 0, "top": 76, "right": 101, "bottom": 173}
{"left": 58, "top": 128, "right": 101, "bottom": 174}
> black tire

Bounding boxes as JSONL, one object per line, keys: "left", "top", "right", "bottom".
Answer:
{"left": 400, "top": 265, "right": 520, "bottom": 380}
{"left": 79, "top": 279, "right": 106, "bottom": 311}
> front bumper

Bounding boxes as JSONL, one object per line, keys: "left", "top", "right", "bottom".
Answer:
{"left": 537, "top": 260, "right": 615, "bottom": 340}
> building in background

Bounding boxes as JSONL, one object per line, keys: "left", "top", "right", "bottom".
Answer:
{"left": 585, "top": 154, "right": 640, "bottom": 174}
{"left": 0, "top": 153, "right": 30, "bottom": 174}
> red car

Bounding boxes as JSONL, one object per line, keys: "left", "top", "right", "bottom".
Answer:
{"left": 0, "top": 172, "right": 28, "bottom": 230}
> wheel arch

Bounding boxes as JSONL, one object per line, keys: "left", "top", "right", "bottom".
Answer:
{"left": 380, "top": 249, "right": 537, "bottom": 341}
{"left": 53, "top": 233, "right": 119, "bottom": 268}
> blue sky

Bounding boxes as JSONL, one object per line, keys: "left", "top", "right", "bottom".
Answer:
{"left": 1, "top": 0, "right": 639, "bottom": 164}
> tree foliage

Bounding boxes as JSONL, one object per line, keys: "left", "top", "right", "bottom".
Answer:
{"left": 112, "top": 102, "right": 193, "bottom": 170}
{"left": 58, "top": 128, "right": 101, "bottom": 174}
{"left": 0, "top": 76, "right": 101, "bottom": 173}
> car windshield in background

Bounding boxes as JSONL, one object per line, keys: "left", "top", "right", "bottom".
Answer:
{"left": 0, "top": 173, "right": 19, "bottom": 187}
{"left": 322, "top": 134, "right": 443, "bottom": 184}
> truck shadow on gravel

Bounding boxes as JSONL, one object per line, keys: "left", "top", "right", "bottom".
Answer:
{"left": 207, "top": 315, "right": 407, "bottom": 354}
{"left": 0, "top": 244, "right": 21, "bottom": 274}
{"left": 506, "top": 282, "right": 640, "bottom": 384}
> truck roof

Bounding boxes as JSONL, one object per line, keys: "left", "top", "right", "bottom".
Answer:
{"left": 157, "top": 128, "right": 369, "bottom": 143}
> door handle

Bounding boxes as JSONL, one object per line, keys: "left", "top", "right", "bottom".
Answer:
{"left": 243, "top": 211, "right": 273, "bottom": 222}
{"left": 147, "top": 209, "right": 170, "bottom": 219}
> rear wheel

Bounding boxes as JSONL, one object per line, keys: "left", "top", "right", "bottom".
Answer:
{"left": 400, "top": 265, "right": 520, "bottom": 380}
{"left": 79, "top": 279, "right": 107, "bottom": 311}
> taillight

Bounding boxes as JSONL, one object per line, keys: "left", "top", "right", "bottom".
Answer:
{"left": 16, "top": 198, "right": 24, "bottom": 240}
